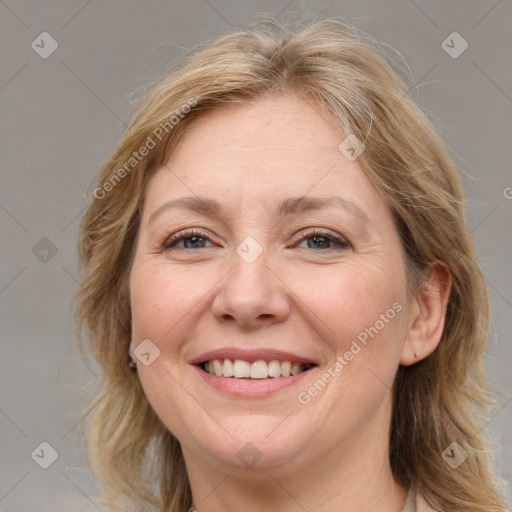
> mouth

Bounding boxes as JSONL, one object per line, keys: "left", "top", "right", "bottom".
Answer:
{"left": 190, "top": 349, "right": 319, "bottom": 398}
{"left": 198, "top": 358, "right": 316, "bottom": 379}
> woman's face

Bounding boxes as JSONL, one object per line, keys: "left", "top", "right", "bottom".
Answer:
{"left": 130, "top": 95, "right": 414, "bottom": 474}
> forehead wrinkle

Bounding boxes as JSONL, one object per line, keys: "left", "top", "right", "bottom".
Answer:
{"left": 147, "top": 194, "right": 372, "bottom": 229}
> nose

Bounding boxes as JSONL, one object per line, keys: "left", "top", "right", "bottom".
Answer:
{"left": 211, "top": 247, "right": 291, "bottom": 330}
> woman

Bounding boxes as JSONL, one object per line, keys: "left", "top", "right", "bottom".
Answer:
{"left": 75, "top": 16, "right": 508, "bottom": 512}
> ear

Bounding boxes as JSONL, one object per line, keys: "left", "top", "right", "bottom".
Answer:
{"left": 400, "top": 261, "right": 452, "bottom": 366}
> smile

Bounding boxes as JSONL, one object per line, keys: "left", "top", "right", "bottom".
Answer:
{"left": 190, "top": 348, "right": 319, "bottom": 397}
{"left": 201, "top": 359, "right": 314, "bottom": 378}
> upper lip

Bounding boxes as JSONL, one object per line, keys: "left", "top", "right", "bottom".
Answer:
{"left": 189, "top": 348, "right": 318, "bottom": 365}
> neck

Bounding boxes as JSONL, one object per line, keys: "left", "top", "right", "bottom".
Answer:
{"left": 183, "top": 397, "right": 408, "bottom": 512}
{"left": 189, "top": 460, "right": 406, "bottom": 512}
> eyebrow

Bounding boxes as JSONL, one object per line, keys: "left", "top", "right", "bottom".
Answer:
{"left": 148, "top": 195, "right": 371, "bottom": 225}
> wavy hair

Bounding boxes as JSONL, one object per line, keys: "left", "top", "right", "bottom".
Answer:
{"left": 74, "top": 15, "right": 508, "bottom": 512}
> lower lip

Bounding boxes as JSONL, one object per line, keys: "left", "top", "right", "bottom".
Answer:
{"left": 192, "top": 365, "right": 316, "bottom": 398}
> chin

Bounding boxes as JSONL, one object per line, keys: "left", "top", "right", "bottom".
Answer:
{"left": 185, "top": 414, "right": 314, "bottom": 471}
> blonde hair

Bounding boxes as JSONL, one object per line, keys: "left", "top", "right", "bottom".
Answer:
{"left": 74, "top": 15, "right": 508, "bottom": 512}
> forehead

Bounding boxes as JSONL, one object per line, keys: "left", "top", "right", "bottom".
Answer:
{"left": 143, "top": 95, "right": 383, "bottom": 220}
{"left": 168, "top": 94, "right": 344, "bottom": 171}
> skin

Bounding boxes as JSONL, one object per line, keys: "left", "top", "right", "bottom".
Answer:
{"left": 129, "top": 94, "right": 451, "bottom": 512}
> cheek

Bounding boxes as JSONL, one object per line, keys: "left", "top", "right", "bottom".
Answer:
{"left": 129, "top": 263, "right": 210, "bottom": 346}
{"left": 290, "top": 262, "right": 407, "bottom": 445}
{"left": 292, "top": 260, "right": 406, "bottom": 350}
{"left": 129, "top": 264, "right": 211, "bottom": 442}
{"left": 292, "top": 261, "right": 408, "bottom": 410}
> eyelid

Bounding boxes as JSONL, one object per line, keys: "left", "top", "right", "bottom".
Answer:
{"left": 290, "top": 227, "right": 351, "bottom": 249}
{"left": 161, "top": 226, "right": 351, "bottom": 251}
{"left": 162, "top": 228, "right": 217, "bottom": 249}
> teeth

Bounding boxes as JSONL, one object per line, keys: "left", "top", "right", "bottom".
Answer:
{"left": 281, "top": 361, "right": 291, "bottom": 377}
{"left": 222, "top": 358, "right": 234, "bottom": 377}
{"left": 250, "top": 360, "right": 268, "bottom": 379}
{"left": 290, "top": 362, "right": 302, "bottom": 375}
{"left": 203, "top": 359, "right": 312, "bottom": 378}
{"left": 213, "top": 359, "right": 223, "bottom": 377}
{"left": 233, "top": 360, "right": 250, "bottom": 378}
{"left": 268, "top": 360, "right": 281, "bottom": 378}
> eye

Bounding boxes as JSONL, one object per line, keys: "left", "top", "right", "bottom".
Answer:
{"left": 162, "top": 229, "right": 215, "bottom": 250}
{"left": 293, "top": 228, "right": 350, "bottom": 251}
{"left": 162, "top": 228, "right": 350, "bottom": 252}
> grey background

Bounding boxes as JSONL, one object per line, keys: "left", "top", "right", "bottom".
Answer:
{"left": 1, "top": 1, "right": 511, "bottom": 510}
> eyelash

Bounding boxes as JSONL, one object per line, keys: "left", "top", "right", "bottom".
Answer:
{"left": 162, "top": 228, "right": 350, "bottom": 251}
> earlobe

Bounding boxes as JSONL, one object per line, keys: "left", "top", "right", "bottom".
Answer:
{"left": 400, "top": 261, "right": 451, "bottom": 366}
{"left": 129, "top": 339, "right": 137, "bottom": 369}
